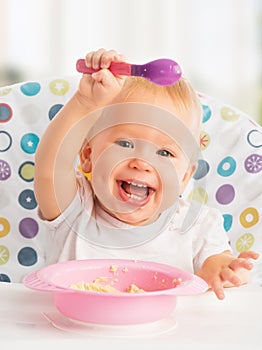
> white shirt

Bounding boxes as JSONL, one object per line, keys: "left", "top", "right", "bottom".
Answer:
{"left": 41, "top": 171, "right": 231, "bottom": 274}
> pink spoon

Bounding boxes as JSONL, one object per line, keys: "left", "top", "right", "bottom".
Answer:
{"left": 76, "top": 58, "right": 182, "bottom": 86}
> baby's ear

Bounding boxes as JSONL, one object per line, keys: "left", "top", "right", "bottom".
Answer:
{"left": 180, "top": 162, "right": 196, "bottom": 194}
{"left": 79, "top": 142, "right": 92, "bottom": 173}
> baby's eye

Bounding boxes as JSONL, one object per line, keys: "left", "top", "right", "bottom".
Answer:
{"left": 115, "top": 140, "right": 134, "bottom": 148}
{"left": 156, "top": 149, "right": 174, "bottom": 157}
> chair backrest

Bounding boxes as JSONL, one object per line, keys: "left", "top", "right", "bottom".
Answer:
{"left": 185, "top": 93, "right": 261, "bottom": 283}
{"left": 0, "top": 76, "right": 261, "bottom": 283}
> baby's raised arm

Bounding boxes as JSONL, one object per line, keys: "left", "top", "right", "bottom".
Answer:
{"left": 34, "top": 49, "right": 127, "bottom": 220}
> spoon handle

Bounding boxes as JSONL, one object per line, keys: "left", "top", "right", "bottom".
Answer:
{"left": 76, "top": 59, "right": 131, "bottom": 76}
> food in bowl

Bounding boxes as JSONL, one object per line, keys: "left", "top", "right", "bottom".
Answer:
{"left": 70, "top": 278, "right": 145, "bottom": 293}
{"left": 69, "top": 264, "right": 182, "bottom": 294}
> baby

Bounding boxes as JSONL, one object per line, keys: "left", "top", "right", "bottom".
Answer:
{"left": 34, "top": 48, "right": 259, "bottom": 300}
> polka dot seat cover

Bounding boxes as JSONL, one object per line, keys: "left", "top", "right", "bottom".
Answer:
{"left": 0, "top": 76, "right": 261, "bottom": 283}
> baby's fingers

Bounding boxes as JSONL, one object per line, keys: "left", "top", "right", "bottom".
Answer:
{"left": 100, "top": 50, "right": 127, "bottom": 69}
{"left": 237, "top": 251, "right": 259, "bottom": 260}
{"left": 220, "top": 267, "right": 242, "bottom": 287}
{"left": 85, "top": 48, "right": 107, "bottom": 70}
{"left": 85, "top": 49, "right": 127, "bottom": 72}
{"left": 210, "top": 278, "right": 225, "bottom": 300}
{"left": 229, "top": 258, "right": 253, "bottom": 271}
{"left": 90, "top": 48, "right": 107, "bottom": 70}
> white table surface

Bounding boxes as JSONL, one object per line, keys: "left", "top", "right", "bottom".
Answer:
{"left": 0, "top": 282, "right": 261, "bottom": 349}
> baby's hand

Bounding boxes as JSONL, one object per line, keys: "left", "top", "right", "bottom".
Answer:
{"left": 77, "top": 48, "right": 128, "bottom": 108}
{"left": 197, "top": 250, "right": 259, "bottom": 300}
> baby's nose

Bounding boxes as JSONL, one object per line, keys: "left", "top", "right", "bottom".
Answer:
{"left": 128, "top": 158, "right": 154, "bottom": 172}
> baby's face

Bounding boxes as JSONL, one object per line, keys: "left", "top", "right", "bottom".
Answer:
{"left": 87, "top": 122, "right": 195, "bottom": 226}
{"left": 81, "top": 88, "right": 199, "bottom": 226}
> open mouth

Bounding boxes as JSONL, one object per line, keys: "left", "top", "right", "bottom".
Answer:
{"left": 117, "top": 180, "right": 155, "bottom": 206}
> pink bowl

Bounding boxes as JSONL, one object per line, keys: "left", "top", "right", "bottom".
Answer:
{"left": 23, "top": 259, "right": 208, "bottom": 325}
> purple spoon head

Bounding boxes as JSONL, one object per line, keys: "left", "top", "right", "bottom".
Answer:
{"left": 131, "top": 59, "right": 182, "bottom": 86}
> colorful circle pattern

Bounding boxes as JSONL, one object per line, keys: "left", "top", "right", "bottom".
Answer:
{"left": 0, "top": 131, "right": 12, "bottom": 152}
{"left": 0, "top": 217, "right": 10, "bottom": 238}
{"left": 18, "top": 189, "right": 37, "bottom": 210}
{"left": 0, "top": 77, "right": 74, "bottom": 283}
{"left": 0, "top": 159, "right": 11, "bottom": 180}
{"left": 240, "top": 207, "right": 259, "bottom": 228}
{"left": 20, "top": 133, "right": 39, "bottom": 154}
{"left": 17, "top": 247, "right": 38, "bottom": 266}
{"left": 193, "top": 159, "right": 210, "bottom": 180}
{"left": 223, "top": 214, "right": 233, "bottom": 232}
{"left": 20, "top": 82, "right": 41, "bottom": 97}
{"left": 195, "top": 98, "right": 261, "bottom": 259}
{"left": 216, "top": 184, "right": 235, "bottom": 205}
{"left": 0, "top": 103, "right": 13, "bottom": 123}
{"left": 217, "top": 156, "right": 236, "bottom": 177}
{"left": 19, "top": 217, "right": 39, "bottom": 238}
{"left": 48, "top": 104, "right": 64, "bottom": 120}
{"left": 244, "top": 154, "right": 262, "bottom": 173}
{"left": 18, "top": 161, "right": 35, "bottom": 182}
{"left": 0, "top": 245, "right": 10, "bottom": 265}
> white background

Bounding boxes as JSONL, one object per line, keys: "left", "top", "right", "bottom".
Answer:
{"left": 0, "top": 0, "right": 261, "bottom": 123}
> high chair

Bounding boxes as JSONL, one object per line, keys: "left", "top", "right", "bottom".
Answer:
{"left": 0, "top": 76, "right": 261, "bottom": 283}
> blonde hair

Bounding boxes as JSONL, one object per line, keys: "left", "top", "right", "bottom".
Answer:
{"left": 115, "top": 76, "right": 202, "bottom": 139}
